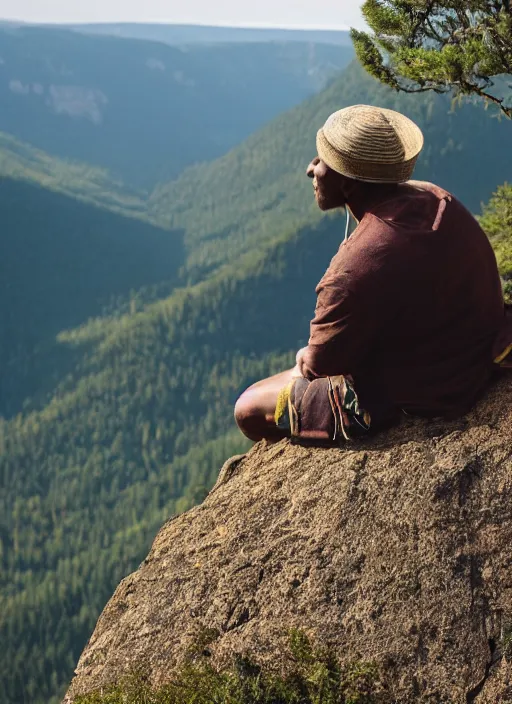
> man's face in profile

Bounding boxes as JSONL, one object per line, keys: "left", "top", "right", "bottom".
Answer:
{"left": 306, "top": 157, "right": 347, "bottom": 211}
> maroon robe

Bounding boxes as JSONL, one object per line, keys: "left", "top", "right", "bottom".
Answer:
{"left": 304, "top": 181, "right": 508, "bottom": 419}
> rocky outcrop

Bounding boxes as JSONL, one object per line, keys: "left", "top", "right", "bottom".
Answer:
{"left": 65, "top": 376, "right": 512, "bottom": 703}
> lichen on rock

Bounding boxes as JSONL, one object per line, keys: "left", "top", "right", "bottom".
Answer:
{"left": 64, "top": 376, "right": 512, "bottom": 703}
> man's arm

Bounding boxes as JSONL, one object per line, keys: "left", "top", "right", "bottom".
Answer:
{"left": 298, "top": 241, "right": 399, "bottom": 380}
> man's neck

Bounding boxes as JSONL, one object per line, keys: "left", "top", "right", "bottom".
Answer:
{"left": 345, "top": 182, "right": 401, "bottom": 222}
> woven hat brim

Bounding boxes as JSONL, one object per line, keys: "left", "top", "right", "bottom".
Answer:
{"left": 317, "top": 128, "right": 421, "bottom": 184}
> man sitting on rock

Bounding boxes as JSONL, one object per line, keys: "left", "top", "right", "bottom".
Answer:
{"left": 235, "top": 105, "right": 512, "bottom": 445}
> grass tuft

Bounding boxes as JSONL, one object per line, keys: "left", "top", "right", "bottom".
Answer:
{"left": 74, "top": 630, "right": 389, "bottom": 704}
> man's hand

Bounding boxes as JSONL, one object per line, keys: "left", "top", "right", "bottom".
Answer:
{"left": 292, "top": 347, "right": 309, "bottom": 378}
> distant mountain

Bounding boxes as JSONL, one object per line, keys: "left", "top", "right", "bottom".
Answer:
{"left": 0, "top": 25, "right": 353, "bottom": 187}
{"left": 0, "top": 21, "right": 352, "bottom": 46}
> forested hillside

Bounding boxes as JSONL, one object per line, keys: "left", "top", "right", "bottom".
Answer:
{"left": 0, "top": 211, "right": 345, "bottom": 704}
{"left": 151, "top": 60, "right": 512, "bottom": 282}
{"left": 0, "top": 26, "right": 353, "bottom": 186}
{"left": 0, "top": 130, "right": 145, "bottom": 212}
{"left": 0, "top": 177, "right": 182, "bottom": 418}
{"left": 1, "top": 57, "right": 512, "bottom": 704}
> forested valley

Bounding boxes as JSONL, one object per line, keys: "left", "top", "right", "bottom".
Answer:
{"left": 1, "top": 23, "right": 512, "bottom": 704}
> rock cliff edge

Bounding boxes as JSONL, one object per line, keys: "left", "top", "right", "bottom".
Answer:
{"left": 65, "top": 376, "right": 512, "bottom": 703}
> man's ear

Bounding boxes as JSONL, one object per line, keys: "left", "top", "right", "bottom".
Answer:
{"left": 339, "top": 174, "right": 353, "bottom": 198}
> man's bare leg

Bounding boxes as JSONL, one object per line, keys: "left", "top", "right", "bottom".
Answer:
{"left": 234, "top": 367, "right": 300, "bottom": 442}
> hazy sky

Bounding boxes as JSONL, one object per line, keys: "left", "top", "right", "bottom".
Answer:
{"left": 0, "top": 0, "right": 366, "bottom": 29}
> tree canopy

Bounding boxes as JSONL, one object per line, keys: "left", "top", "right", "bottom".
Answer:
{"left": 351, "top": 0, "right": 512, "bottom": 118}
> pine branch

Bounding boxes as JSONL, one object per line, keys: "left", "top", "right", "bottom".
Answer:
{"left": 410, "top": 0, "right": 437, "bottom": 46}
{"left": 356, "top": 0, "right": 512, "bottom": 118}
{"left": 425, "top": 15, "right": 446, "bottom": 45}
{"left": 473, "top": 88, "right": 512, "bottom": 118}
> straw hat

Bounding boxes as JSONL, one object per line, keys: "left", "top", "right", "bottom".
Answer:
{"left": 316, "top": 104, "right": 424, "bottom": 184}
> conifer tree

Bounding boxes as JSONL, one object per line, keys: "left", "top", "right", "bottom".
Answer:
{"left": 351, "top": 0, "right": 512, "bottom": 118}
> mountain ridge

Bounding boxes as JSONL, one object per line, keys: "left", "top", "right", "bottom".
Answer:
{"left": 0, "top": 21, "right": 352, "bottom": 46}
{"left": 0, "top": 130, "right": 146, "bottom": 214}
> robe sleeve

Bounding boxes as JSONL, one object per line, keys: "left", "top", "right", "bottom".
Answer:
{"left": 302, "top": 230, "right": 400, "bottom": 379}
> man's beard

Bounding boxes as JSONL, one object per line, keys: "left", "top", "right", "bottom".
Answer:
{"left": 313, "top": 181, "right": 347, "bottom": 212}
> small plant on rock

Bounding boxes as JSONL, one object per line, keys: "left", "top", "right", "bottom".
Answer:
{"left": 74, "top": 629, "right": 389, "bottom": 704}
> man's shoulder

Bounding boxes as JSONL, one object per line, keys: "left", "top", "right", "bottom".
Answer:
{"left": 348, "top": 212, "right": 397, "bottom": 249}
{"left": 367, "top": 181, "right": 464, "bottom": 235}
{"left": 406, "top": 180, "right": 453, "bottom": 201}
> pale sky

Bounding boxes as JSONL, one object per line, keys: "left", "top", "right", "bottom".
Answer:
{"left": 0, "top": 0, "right": 366, "bottom": 30}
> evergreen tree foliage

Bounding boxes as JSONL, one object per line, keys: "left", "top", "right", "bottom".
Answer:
{"left": 351, "top": 0, "right": 512, "bottom": 118}
{"left": 479, "top": 182, "right": 512, "bottom": 299}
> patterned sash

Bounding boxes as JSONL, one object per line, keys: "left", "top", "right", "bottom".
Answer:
{"left": 275, "top": 375, "right": 371, "bottom": 444}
